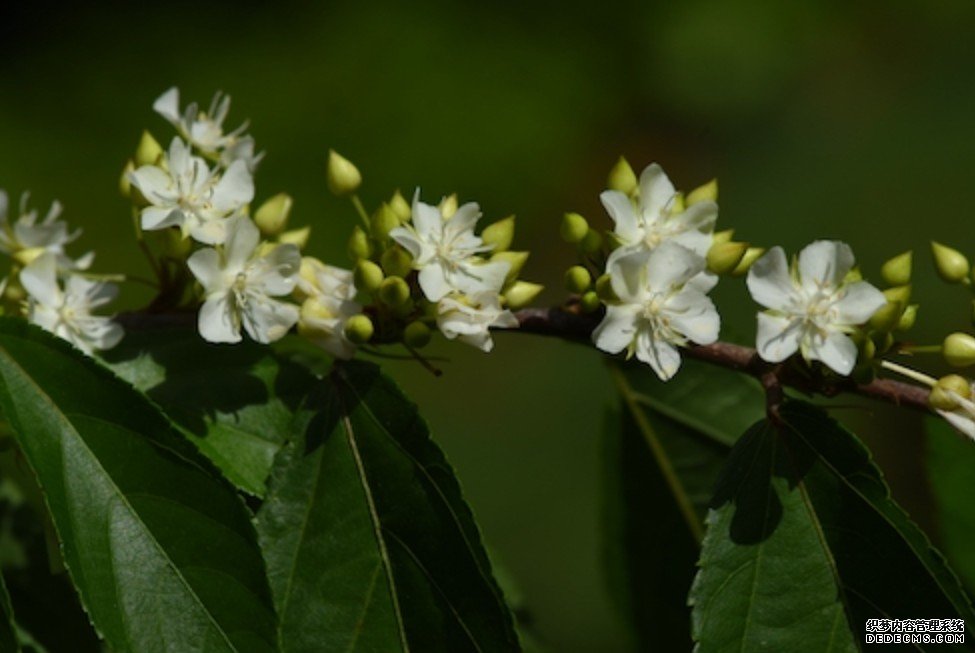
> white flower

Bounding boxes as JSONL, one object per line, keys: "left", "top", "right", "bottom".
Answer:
{"left": 390, "top": 192, "right": 510, "bottom": 302}
{"left": 297, "top": 262, "right": 361, "bottom": 360}
{"left": 20, "top": 253, "right": 122, "bottom": 354}
{"left": 153, "top": 87, "right": 263, "bottom": 170}
{"left": 601, "top": 163, "right": 718, "bottom": 260}
{"left": 129, "top": 137, "right": 254, "bottom": 245}
{"left": 593, "top": 242, "right": 720, "bottom": 381}
{"left": 437, "top": 290, "right": 518, "bottom": 352}
{"left": 746, "top": 240, "right": 886, "bottom": 376}
{"left": 187, "top": 216, "right": 300, "bottom": 344}
{"left": 0, "top": 191, "right": 93, "bottom": 270}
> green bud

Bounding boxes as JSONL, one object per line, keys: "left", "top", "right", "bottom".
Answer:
{"left": 843, "top": 266, "right": 863, "bottom": 284}
{"left": 607, "top": 156, "right": 638, "bottom": 196}
{"left": 931, "top": 241, "right": 970, "bottom": 283}
{"left": 119, "top": 160, "right": 134, "bottom": 198}
{"left": 403, "top": 321, "right": 432, "bottom": 348}
{"left": 503, "top": 281, "right": 544, "bottom": 310}
{"left": 883, "top": 285, "right": 911, "bottom": 305}
{"left": 869, "top": 301, "right": 904, "bottom": 332}
{"left": 343, "top": 314, "right": 374, "bottom": 344}
{"left": 706, "top": 241, "right": 749, "bottom": 275}
{"left": 670, "top": 192, "right": 685, "bottom": 214}
{"left": 481, "top": 215, "right": 515, "bottom": 252}
{"left": 389, "top": 190, "right": 411, "bottom": 222}
{"left": 439, "top": 194, "right": 458, "bottom": 219}
{"left": 871, "top": 330, "right": 895, "bottom": 355}
{"left": 326, "top": 149, "right": 362, "bottom": 196}
{"left": 858, "top": 335, "right": 876, "bottom": 362}
{"left": 560, "top": 212, "right": 589, "bottom": 244}
{"left": 254, "top": 192, "right": 293, "bottom": 236}
{"left": 580, "top": 229, "right": 603, "bottom": 254}
{"left": 354, "top": 260, "right": 384, "bottom": 293}
{"left": 379, "top": 276, "right": 411, "bottom": 307}
{"left": 896, "top": 304, "right": 918, "bottom": 331}
{"left": 135, "top": 130, "right": 164, "bottom": 167}
{"left": 579, "top": 291, "right": 601, "bottom": 314}
{"left": 605, "top": 231, "right": 627, "bottom": 252}
{"left": 881, "top": 250, "right": 912, "bottom": 287}
{"left": 730, "top": 247, "right": 766, "bottom": 276}
{"left": 371, "top": 203, "right": 400, "bottom": 240}
{"left": 347, "top": 226, "right": 373, "bottom": 260}
{"left": 491, "top": 251, "right": 529, "bottom": 284}
{"left": 712, "top": 228, "right": 734, "bottom": 246}
{"left": 687, "top": 179, "right": 718, "bottom": 205}
{"left": 381, "top": 246, "right": 413, "bottom": 277}
{"left": 930, "top": 374, "right": 973, "bottom": 410}
{"left": 564, "top": 266, "right": 592, "bottom": 293}
{"left": 595, "top": 274, "right": 618, "bottom": 302}
{"left": 278, "top": 226, "right": 310, "bottom": 250}
{"left": 943, "top": 332, "right": 975, "bottom": 368}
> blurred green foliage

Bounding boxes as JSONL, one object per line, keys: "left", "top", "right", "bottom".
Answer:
{"left": 2, "top": 1, "right": 975, "bottom": 650}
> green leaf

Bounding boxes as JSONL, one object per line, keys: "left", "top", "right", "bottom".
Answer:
{"left": 104, "top": 326, "right": 316, "bottom": 497}
{"left": 0, "top": 566, "right": 20, "bottom": 653}
{"left": 257, "top": 360, "right": 519, "bottom": 652}
{"left": 927, "top": 417, "right": 975, "bottom": 593}
{"left": 692, "top": 400, "right": 975, "bottom": 652}
{"left": 0, "top": 319, "right": 277, "bottom": 653}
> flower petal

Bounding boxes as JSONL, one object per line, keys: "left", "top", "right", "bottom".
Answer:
{"left": 198, "top": 293, "right": 241, "bottom": 344}
{"left": 747, "top": 246, "right": 795, "bottom": 311}
{"left": 242, "top": 296, "right": 299, "bottom": 344}
{"left": 808, "top": 330, "right": 858, "bottom": 376}
{"left": 600, "top": 190, "right": 640, "bottom": 243}
{"left": 452, "top": 259, "right": 509, "bottom": 295}
{"left": 254, "top": 244, "right": 301, "bottom": 296}
{"left": 187, "top": 248, "right": 225, "bottom": 292}
{"left": 634, "top": 330, "right": 682, "bottom": 381}
{"left": 212, "top": 160, "right": 254, "bottom": 212}
{"left": 798, "top": 240, "right": 855, "bottom": 289}
{"left": 645, "top": 241, "right": 704, "bottom": 290}
{"left": 755, "top": 312, "right": 801, "bottom": 363}
{"left": 224, "top": 216, "right": 260, "bottom": 272}
{"left": 153, "top": 87, "right": 181, "bottom": 124}
{"left": 607, "top": 248, "right": 650, "bottom": 302}
{"left": 389, "top": 226, "right": 424, "bottom": 260}
{"left": 666, "top": 290, "right": 720, "bottom": 345}
{"left": 592, "top": 305, "right": 640, "bottom": 354}
{"left": 411, "top": 192, "right": 443, "bottom": 240}
{"left": 20, "top": 253, "right": 61, "bottom": 307}
{"left": 130, "top": 166, "right": 175, "bottom": 205}
{"left": 418, "top": 264, "right": 452, "bottom": 301}
{"left": 638, "top": 163, "right": 677, "bottom": 218}
{"left": 833, "top": 281, "right": 886, "bottom": 325}
{"left": 141, "top": 207, "right": 183, "bottom": 231}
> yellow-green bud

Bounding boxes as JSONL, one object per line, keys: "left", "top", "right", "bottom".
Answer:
{"left": 869, "top": 301, "right": 904, "bottom": 332}
{"left": 119, "top": 160, "right": 134, "bottom": 198}
{"left": 871, "top": 330, "right": 895, "bottom": 355}
{"left": 564, "top": 266, "right": 592, "bottom": 293}
{"left": 254, "top": 193, "right": 293, "bottom": 236}
{"left": 3, "top": 280, "right": 24, "bottom": 303}
{"left": 579, "top": 291, "right": 601, "bottom": 313}
{"left": 347, "top": 226, "right": 372, "bottom": 260}
{"left": 560, "top": 212, "right": 589, "bottom": 244}
{"left": 13, "top": 248, "right": 44, "bottom": 266}
{"left": 404, "top": 321, "right": 432, "bottom": 348}
{"left": 883, "top": 285, "right": 911, "bottom": 305}
{"left": 298, "top": 257, "right": 326, "bottom": 295}
{"left": 354, "top": 260, "right": 384, "bottom": 293}
{"left": 595, "top": 274, "right": 618, "bottom": 302}
{"left": 859, "top": 335, "right": 876, "bottom": 362}
{"left": 439, "top": 194, "right": 458, "bottom": 219}
{"left": 503, "top": 281, "right": 543, "bottom": 310}
{"left": 326, "top": 149, "right": 362, "bottom": 196}
{"left": 881, "top": 250, "right": 912, "bottom": 287}
{"left": 730, "top": 247, "right": 766, "bottom": 276}
{"left": 607, "top": 156, "right": 638, "bottom": 196}
{"left": 381, "top": 246, "right": 413, "bottom": 277}
{"left": 944, "top": 332, "right": 975, "bottom": 368}
{"left": 670, "top": 192, "right": 685, "bottom": 214}
{"left": 135, "top": 130, "right": 164, "bottom": 167}
{"left": 843, "top": 266, "right": 863, "bottom": 284}
{"left": 706, "top": 241, "right": 749, "bottom": 275}
{"left": 931, "top": 241, "right": 970, "bottom": 284}
{"left": 605, "top": 231, "right": 627, "bottom": 251}
{"left": 930, "top": 374, "right": 972, "bottom": 411}
{"left": 712, "top": 229, "right": 734, "bottom": 246}
{"left": 687, "top": 178, "right": 718, "bottom": 205}
{"left": 491, "top": 251, "right": 529, "bottom": 284}
{"left": 278, "top": 226, "right": 311, "bottom": 250}
{"left": 581, "top": 229, "right": 603, "bottom": 254}
{"left": 896, "top": 304, "right": 918, "bottom": 331}
{"left": 378, "top": 276, "right": 411, "bottom": 307}
{"left": 371, "top": 203, "right": 400, "bottom": 240}
{"left": 344, "top": 314, "right": 374, "bottom": 344}
{"left": 481, "top": 215, "right": 515, "bottom": 252}
{"left": 389, "top": 190, "right": 411, "bottom": 222}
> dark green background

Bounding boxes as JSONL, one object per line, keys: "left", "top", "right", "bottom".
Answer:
{"left": 2, "top": 2, "right": 974, "bottom": 650}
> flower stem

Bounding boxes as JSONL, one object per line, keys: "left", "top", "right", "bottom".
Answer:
{"left": 350, "top": 194, "right": 371, "bottom": 230}
{"left": 900, "top": 344, "right": 943, "bottom": 354}
{"left": 880, "top": 359, "right": 938, "bottom": 387}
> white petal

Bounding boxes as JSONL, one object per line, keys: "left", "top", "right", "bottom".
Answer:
{"left": 445, "top": 202, "right": 481, "bottom": 239}
{"left": 755, "top": 312, "right": 801, "bottom": 363}
{"left": 242, "top": 297, "right": 299, "bottom": 344}
{"left": 20, "top": 253, "right": 61, "bottom": 307}
{"left": 638, "top": 163, "right": 677, "bottom": 218}
{"left": 187, "top": 248, "right": 225, "bottom": 292}
{"left": 606, "top": 248, "right": 650, "bottom": 302}
{"left": 746, "top": 247, "right": 795, "bottom": 311}
{"left": 808, "top": 330, "right": 858, "bottom": 376}
{"left": 167, "top": 138, "right": 192, "bottom": 176}
{"left": 676, "top": 200, "right": 718, "bottom": 231}
{"left": 592, "top": 305, "right": 639, "bottom": 354}
{"left": 940, "top": 409, "right": 975, "bottom": 441}
{"left": 600, "top": 190, "right": 640, "bottom": 243}
{"left": 418, "top": 264, "right": 452, "bottom": 301}
{"left": 130, "top": 166, "right": 175, "bottom": 205}
{"left": 666, "top": 290, "right": 720, "bottom": 345}
{"left": 833, "top": 281, "right": 887, "bottom": 325}
{"left": 198, "top": 294, "right": 241, "bottom": 344}
{"left": 389, "top": 226, "right": 424, "bottom": 260}
{"left": 188, "top": 217, "right": 228, "bottom": 245}
{"left": 458, "top": 331, "right": 494, "bottom": 352}
{"left": 153, "top": 87, "right": 181, "bottom": 124}
{"left": 634, "top": 330, "right": 682, "bottom": 381}
{"left": 211, "top": 160, "right": 254, "bottom": 212}
{"left": 141, "top": 207, "right": 183, "bottom": 231}
{"left": 798, "top": 240, "right": 855, "bottom": 289}
{"left": 687, "top": 270, "right": 719, "bottom": 293}
{"left": 253, "top": 244, "right": 301, "bottom": 296}
{"left": 452, "top": 259, "right": 509, "bottom": 295}
{"left": 224, "top": 216, "right": 260, "bottom": 271}
{"left": 671, "top": 229, "right": 714, "bottom": 259}
{"left": 644, "top": 241, "right": 704, "bottom": 290}
{"left": 411, "top": 193, "right": 443, "bottom": 240}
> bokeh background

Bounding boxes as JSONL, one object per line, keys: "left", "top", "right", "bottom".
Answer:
{"left": 2, "top": 1, "right": 975, "bottom": 650}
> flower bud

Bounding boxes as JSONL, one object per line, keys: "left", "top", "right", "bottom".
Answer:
{"left": 481, "top": 215, "right": 515, "bottom": 252}
{"left": 579, "top": 291, "right": 601, "bottom": 313}
{"left": 389, "top": 190, "right": 411, "bottom": 222}
{"left": 706, "top": 241, "right": 749, "bottom": 275}
{"left": 883, "top": 285, "right": 911, "bottom": 305}
{"left": 13, "top": 247, "right": 45, "bottom": 266}
{"left": 278, "top": 226, "right": 311, "bottom": 250}
{"left": 404, "top": 321, "right": 432, "bottom": 348}
{"left": 670, "top": 192, "right": 686, "bottom": 214}
{"left": 580, "top": 229, "right": 603, "bottom": 254}
{"left": 3, "top": 280, "right": 24, "bottom": 304}
{"left": 439, "top": 194, "right": 458, "bottom": 219}
{"left": 730, "top": 247, "right": 766, "bottom": 276}
{"left": 491, "top": 251, "right": 529, "bottom": 284}
{"left": 858, "top": 335, "right": 876, "bottom": 362}
{"left": 326, "top": 149, "right": 362, "bottom": 196}
{"left": 843, "top": 267, "right": 862, "bottom": 284}
{"left": 944, "top": 332, "right": 975, "bottom": 368}
{"left": 881, "top": 250, "right": 912, "bottom": 287}
{"left": 503, "top": 281, "right": 543, "bottom": 309}
{"left": 607, "top": 156, "right": 638, "bottom": 196}
{"left": 347, "top": 226, "right": 372, "bottom": 260}
{"left": 564, "top": 266, "right": 592, "bottom": 293}
{"left": 712, "top": 229, "right": 734, "bottom": 246}
{"left": 595, "top": 274, "right": 618, "bottom": 302}
{"left": 254, "top": 193, "right": 293, "bottom": 237}
{"left": 560, "top": 212, "right": 589, "bottom": 244}
{"left": 929, "top": 374, "right": 972, "bottom": 411}
{"left": 378, "top": 276, "right": 411, "bottom": 307}
{"left": 605, "top": 231, "right": 627, "bottom": 252}
{"left": 868, "top": 301, "right": 903, "bottom": 332}
{"left": 871, "top": 330, "right": 895, "bottom": 355}
{"left": 931, "top": 241, "right": 970, "bottom": 284}
{"left": 896, "top": 304, "right": 918, "bottom": 331}
{"left": 135, "top": 130, "right": 164, "bottom": 167}
{"left": 381, "top": 246, "right": 413, "bottom": 277}
{"left": 687, "top": 179, "right": 718, "bottom": 205}
{"left": 119, "top": 160, "right": 135, "bottom": 198}
{"left": 371, "top": 203, "right": 400, "bottom": 240}
{"left": 354, "top": 260, "right": 384, "bottom": 293}
{"left": 343, "top": 314, "right": 374, "bottom": 344}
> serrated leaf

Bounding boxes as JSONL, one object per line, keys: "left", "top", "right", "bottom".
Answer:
{"left": 692, "top": 400, "right": 975, "bottom": 652}
{"left": 257, "top": 360, "right": 519, "bottom": 652}
{"left": 104, "top": 326, "right": 316, "bottom": 497}
{"left": 0, "top": 319, "right": 277, "bottom": 653}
